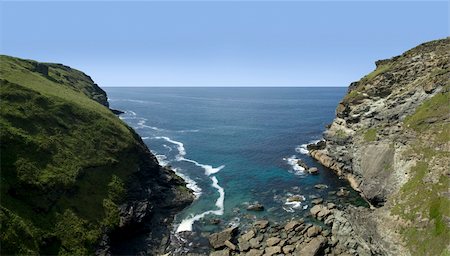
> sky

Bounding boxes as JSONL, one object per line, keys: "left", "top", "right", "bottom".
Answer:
{"left": 0, "top": 1, "right": 448, "bottom": 87}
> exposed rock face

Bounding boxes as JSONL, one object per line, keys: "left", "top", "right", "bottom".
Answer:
{"left": 309, "top": 38, "right": 450, "bottom": 255}
{"left": 209, "top": 203, "right": 385, "bottom": 256}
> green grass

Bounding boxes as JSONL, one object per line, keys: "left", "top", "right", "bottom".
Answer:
{"left": 404, "top": 90, "right": 450, "bottom": 131}
{"left": 363, "top": 128, "right": 377, "bottom": 142}
{"left": 391, "top": 124, "right": 450, "bottom": 255}
{"left": 392, "top": 88, "right": 450, "bottom": 255}
{"left": 0, "top": 55, "right": 145, "bottom": 254}
{"left": 362, "top": 63, "right": 392, "bottom": 83}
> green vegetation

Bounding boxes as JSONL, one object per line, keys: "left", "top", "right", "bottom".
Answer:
{"left": 0, "top": 55, "right": 144, "bottom": 254}
{"left": 343, "top": 89, "right": 366, "bottom": 103}
{"left": 363, "top": 128, "right": 377, "bottom": 142}
{"left": 404, "top": 89, "right": 450, "bottom": 131}
{"left": 391, "top": 91, "right": 450, "bottom": 255}
{"left": 362, "top": 63, "right": 392, "bottom": 83}
{"left": 335, "top": 129, "right": 348, "bottom": 139}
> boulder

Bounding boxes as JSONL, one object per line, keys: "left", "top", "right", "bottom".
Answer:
{"left": 336, "top": 188, "right": 349, "bottom": 197}
{"left": 209, "top": 226, "right": 238, "bottom": 249}
{"left": 247, "top": 203, "right": 264, "bottom": 211}
{"left": 266, "top": 237, "right": 281, "bottom": 246}
{"left": 265, "top": 246, "right": 281, "bottom": 256}
{"left": 224, "top": 240, "right": 236, "bottom": 251}
{"left": 298, "top": 236, "right": 327, "bottom": 256}
{"left": 249, "top": 237, "right": 261, "bottom": 249}
{"left": 287, "top": 195, "right": 305, "bottom": 202}
{"left": 241, "top": 230, "right": 255, "bottom": 241}
{"left": 254, "top": 220, "right": 269, "bottom": 229}
{"left": 238, "top": 240, "right": 251, "bottom": 251}
{"left": 283, "top": 244, "right": 295, "bottom": 254}
{"left": 284, "top": 220, "right": 301, "bottom": 231}
{"left": 308, "top": 167, "right": 319, "bottom": 175}
{"left": 210, "top": 249, "right": 230, "bottom": 256}
{"left": 306, "top": 226, "right": 322, "bottom": 237}
{"left": 245, "top": 249, "right": 264, "bottom": 256}
{"left": 314, "top": 184, "right": 328, "bottom": 189}
{"left": 310, "top": 205, "right": 323, "bottom": 216}
{"left": 312, "top": 198, "right": 324, "bottom": 205}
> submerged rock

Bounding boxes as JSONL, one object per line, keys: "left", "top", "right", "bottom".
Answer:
{"left": 247, "top": 203, "right": 264, "bottom": 211}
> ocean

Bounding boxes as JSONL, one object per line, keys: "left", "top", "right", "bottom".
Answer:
{"left": 105, "top": 87, "right": 366, "bottom": 249}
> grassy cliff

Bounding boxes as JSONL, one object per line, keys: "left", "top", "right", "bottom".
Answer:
{"left": 308, "top": 38, "right": 449, "bottom": 255}
{"left": 0, "top": 55, "right": 192, "bottom": 255}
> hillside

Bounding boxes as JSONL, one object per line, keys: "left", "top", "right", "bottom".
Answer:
{"left": 0, "top": 55, "right": 193, "bottom": 255}
{"left": 308, "top": 38, "right": 449, "bottom": 255}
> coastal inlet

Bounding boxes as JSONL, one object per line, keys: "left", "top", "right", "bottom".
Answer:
{"left": 106, "top": 87, "right": 368, "bottom": 253}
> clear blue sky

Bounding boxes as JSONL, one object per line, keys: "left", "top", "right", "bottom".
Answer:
{"left": 1, "top": 1, "right": 448, "bottom": 87}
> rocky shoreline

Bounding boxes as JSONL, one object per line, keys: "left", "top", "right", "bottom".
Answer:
{"left": 207, "top": 201, "right": 381, "bottom": 256}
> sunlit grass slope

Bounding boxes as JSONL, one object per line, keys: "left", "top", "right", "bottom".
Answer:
{"left": 0, "top": 55, "right": 147, "bottom": 255}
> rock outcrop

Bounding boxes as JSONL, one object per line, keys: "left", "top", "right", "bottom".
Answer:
{"left": 309, "top": 38, "right": 450, "bottom": 255}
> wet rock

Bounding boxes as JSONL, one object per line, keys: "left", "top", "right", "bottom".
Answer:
{"left": 312, "top": 198, "right": 324, "bottom": 205}
{"left": 296, "top": 159, "right": 309, "bottom": 169}
{"left": 211, "top": 218, "right": 221, "bottom": 225}
{"left": 308, "top": 167, "right": 319, "bottom": 175}
{"left": 307, "top": 140, "right": 326, "bottom": 151}
{"left": 314, "top": 184, "right": 328, "bottom": 189}
{"left": 287, "top": 195, "right": 305, "bottom": 202}
{"left": 327, "top": 203, "right": 336, "bottom": 209}
{"left": 247, "top": 203, "right": 264, "bottom": 211}
{"left": 336, "top": 188, "right": 349, "bottom": 197}
{"left": 209, "top": 226, "right": 238, "bottom": 249}
{"left": 264, "top": 246, "right": 281, "bottom": 256}
{"left": 298, "top": 235, "right": 327, "bottom": 256}
{"left": 266, "top": 237, "right": 281, "bottom": 246}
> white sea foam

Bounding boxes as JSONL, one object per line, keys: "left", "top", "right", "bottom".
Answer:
{"left": 295, "top": 139, "right": 322, "bottom": 155}
{"left": 155, "top": 136, "right": 224, "bottom": 175}
{"left": 142, "top": 136, "right": 150, "bottom": 140}
{"left": 154, "top": 136, "right": 186, "bottom": 160}
{"left": 172, "top": 168, "right": 202, "bottom": 199}
{"left": 176, "top": 175, "right": 224, "bottom": 232}
{"left": 155, "top": 154, "right": 169, "bottom": 167}
{"left": 136, "top": 119, "right": 164, "bottom": 131}
{"left": 163, "top": 144, "right": 173, "bottom": 152}
{"left": 284, "top": 155, "right": 306, "bottom": 175}
{"left": 282, "top": 206, "right": 295, "bottom": 213}
{"left": 177, "top": 129, "right": 200, "bottom": 133}
{"left": 153, "top": 136, "right": 225, "bottom": 232}
{"left": 181, "top": 158, "right": 225, "bottom": 176}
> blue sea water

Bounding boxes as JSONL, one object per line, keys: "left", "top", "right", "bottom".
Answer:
{"left": 105, "top": 87, "right": 365, "bottom": 239}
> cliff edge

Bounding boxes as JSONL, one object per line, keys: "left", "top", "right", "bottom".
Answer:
{"left": 0, "top": 55, "right": 193, "bottom": 255}
{"left": 308, "top": 38, "right": 449, "bottom": 255}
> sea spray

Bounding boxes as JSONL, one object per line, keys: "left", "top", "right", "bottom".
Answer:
{"left": 153, "top": 136, "right": 226, "bottom": 232}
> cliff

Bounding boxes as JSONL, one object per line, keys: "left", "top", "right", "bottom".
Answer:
{"left": 0, "top": 55, "right": 193, "bottom": 255}
{"left": 308, "top": 38, "right": 449, "bottom": 255}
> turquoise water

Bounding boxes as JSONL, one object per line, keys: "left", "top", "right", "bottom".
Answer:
{"left": 105, "top": 87, "right": 365, "bottom": 238}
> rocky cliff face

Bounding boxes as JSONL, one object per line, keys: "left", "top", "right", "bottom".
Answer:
{"left": 308, "top": 38, "right": 450, "bottom": 255}
{"left": 0, "top": 55, "right": 193, "bottom": 255}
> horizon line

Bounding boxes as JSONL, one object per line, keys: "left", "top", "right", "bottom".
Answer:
{"left": 102, "top": 85, "right": 349, "bottom": 88}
